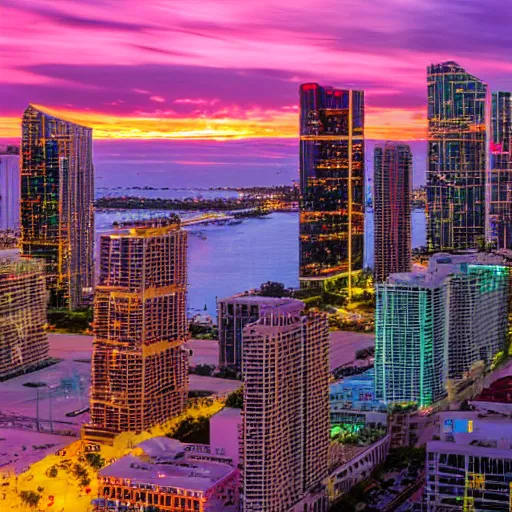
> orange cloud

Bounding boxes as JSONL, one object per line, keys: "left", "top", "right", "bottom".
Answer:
{"left": 0, "top": 105, "right": 426, "bottom": 141}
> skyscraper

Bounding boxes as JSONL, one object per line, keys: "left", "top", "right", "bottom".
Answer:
{"left": 427, "top": 62, "right": 487, "bottom": 251}
{"left": 240, "top": 300, "right": 330, "bottom": 511}
{"left": 375, "top": 273, "right": 449, "bottom": 408}
{"left": 373, "top": 143, "right": 412, "bottom": 283}
{"left": 0, "top": 145, "right": 20, "bottom": 231}
{"left": 20, "top": 104, "right": 94, "bottom": 309}
{"left": 84, "top": 219, "right": 188, "bottom": 444}
{"left": 217, "top": 295, "right": 300, "bottom": 372}
{"left": 299, "top": 84, "right": 364, "bottom": 292}
{"left": 0, "top": 259, "right": 49, "bottom": 379}
{"left": 489, "top": 91, "right": 512, "bottom": 249}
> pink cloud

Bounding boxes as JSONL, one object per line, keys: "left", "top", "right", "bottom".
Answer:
{"left": 149, "top": 95, "right": 165, "bottom": 103}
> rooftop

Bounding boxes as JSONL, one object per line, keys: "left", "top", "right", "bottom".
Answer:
{"left": 99, "top": 437, "right": 235, "bottom": 493}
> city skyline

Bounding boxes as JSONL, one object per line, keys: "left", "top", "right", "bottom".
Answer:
{"left": 1, "top": 1, "right": 512, "bottom": 142}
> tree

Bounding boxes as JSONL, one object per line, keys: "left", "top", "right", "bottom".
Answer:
{"left": 225, "top": 387, "right": 243, "bottom": 409}
{"left": 258, "top": 281, "right": 290, "bottom": 298}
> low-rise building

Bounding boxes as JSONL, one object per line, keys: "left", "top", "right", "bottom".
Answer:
{"left": 95, "top": 437, "right": 239, "bottom": 512}
{"left": 426, "top": 409, "right": 512, "bottom": 511}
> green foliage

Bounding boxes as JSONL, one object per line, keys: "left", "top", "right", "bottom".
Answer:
{"left": 85, "top": 453, "right": 105, "bottom": 470}
{"left": 189, "top": 324, "right": 218, "bottom": 339}
{"left": 190, "top": 364, "right": 215, "bottom": 376}
{"left": 258, "top": 281, "right": 291, "bottom": 298}
{"left": 19, "top": 491, "right": 41, "bottom": 508}
{"left": 167, "top": 416, "right": 210, "bottom": 444}
{"left": 225, "top": 387, "right": 243, "bottom": 409}
{"left": 214, "top": 366, "right": 239, "bottom": 380}
{"left": 355, "top": 346, "right": 375, "bottom": 360}
{"left": 47, "top": 308, "right": 93, "bottom": 334}
{"left": 331, "top": 425, "right": 387, "bottom": 446}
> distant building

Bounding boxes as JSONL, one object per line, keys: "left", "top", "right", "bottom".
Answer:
{"left": 20, "top": 105, "right": 94, "bottom": 309}
{"left": 299, "top": 83, "right": 364, "bottom": 293}
{"left": 84, "top": 220, "right": 188, "bottom": 444}
{"left": 375, "top": 252, "right": 510, "bottom": 407}
{"left": 95, "top": 437, "right": 239, "bottom": 512}
{"left": 240, "top": 300, "right": 330, "bottom": 511}
{"left": 373, "top": 143, "right": 412, "bottom": 283}
{"left": 427, "top": 62, "right": 487, "bottom": 251}
{"left": 217, "top": 295, "right": 300, "bottom": 372}
{"left": 489, "top": 91, "right": 512, "bottom": 249}
{"left": 426, "top": 409, "right": 512, "bottom": 511}
{"left": 0, "top": 259, "right": 49, "bottom": 379}
{"left": 0, "top": 145, "right": 20, "bottom": 231}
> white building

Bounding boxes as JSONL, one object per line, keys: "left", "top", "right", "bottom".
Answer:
{"left": 426, "top": 409, "right": 512, "bottom": 511}
{"left": 0, "top": 146, "right": 20, "bottom": 231}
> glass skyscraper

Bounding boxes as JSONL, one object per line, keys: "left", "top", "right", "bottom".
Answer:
{"left": 427, "top": 62, "right": 487, "bottom": 251}
{"left": 489, "top": 91, "right": 512, "bottom": 249}
{"left": 373, "top": 143, "right": 412, "bottom": 283}
{"left": 299, "top": 84, "right": 364, "bottom": 292}
{"left": 20, "top": 105, "right": 94, "bottom": 309}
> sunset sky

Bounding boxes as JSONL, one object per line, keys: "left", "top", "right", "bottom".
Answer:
{"left": 1, "top": 0, "right": 512, "bottom": 142}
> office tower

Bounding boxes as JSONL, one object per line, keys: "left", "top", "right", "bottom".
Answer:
{"left": 427, "top": 62, "right": 487, "bottom": 251}
{"left": 217, "top": 295, "right": 300, "bottom": 372}
{"left": 489, "top": 91, "right": 512, "bottom": 249}
{"left": 299, "top": 84, "right": 364, "bottom": 292}
{"left": 375, "top": 273, "right": 449, "bottom": 408}
{"left": 20, "top": 104, "right": 94, "bottom": 309}
{"left": 373, "top": 143, "right": 412, "bottom": 283}
{"left": 84, "top": 219, "right": 188, "bottom": 444}
{"left": 426, "top": 408, "right": 512, "bottom": 511}
{"left": 0, "top": 145, "right": 20, "bottom": 231}
{"left": 0, "top": 259, "right": 49, "bottom": 379}
{"left": 240, "top": 300, "right": 330, "bottom": 511}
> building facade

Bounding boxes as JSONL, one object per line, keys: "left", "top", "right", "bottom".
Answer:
{"left": 84, "top": 220, "right": 188, "bottom": 443}
{"left": 20, "top": 105, "right": 94, "bottom": 309}
{"left": 240, "top": 301, "right": 330, "bottom": 511}
{"left": 95, "top": 437, "right": 239, "bottom": 512}
{"left": 217, "top": 295, "right": 300, "bottom": 372}
{"left": 299, "top": 83, "right": 364, "bottom": 292}
{"left": 0, "top": 145, "right": 20, "bottom": 232}
{"left": 0, "top": 259, "right": 49, "bottom": 380}
{"left": 375, "top": 273, "right": 449, "bottom": 407}
{"left": 427, "top": 62, "right": 487, "bottom": 251}
{"left": 489, "top": 91, "right": 512, "bottom": 249}
{"left": 426, "top": 411, "right": 512, "bottom": 511}
{"left": 375, "top": 252, "right": 510, "bottom": 408}
{"left": 373, "top": 143, "right": 412, "bottom": 283}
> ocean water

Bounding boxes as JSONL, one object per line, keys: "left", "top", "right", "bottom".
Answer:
{"left": 90, "top": 138, "right": 428, "bottom": 316}
{"left": 96, "top": 209, "right": 426, "bottom": 316}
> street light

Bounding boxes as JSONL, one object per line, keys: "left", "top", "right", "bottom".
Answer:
{"left": 23, "top": 382, "right": 47, "bottom": 432}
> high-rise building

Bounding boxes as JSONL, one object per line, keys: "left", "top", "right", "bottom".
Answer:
{"left": 375, "top": 272, "right": 449, "bottom": 408}
{"left": 375, "top": 252, "right": 510, "bottom": 407}
{"left": 20, "top": 105, "right": 94, "bottom": 309}
{"left": 299, "top": 84, "right": 364, "bottom": 292}
{"left": 217, "top": 295, "right": 300, "bottom": 372}
{"left": 84, "top": 219, "right": 188, "bottom": 444}
{"left": 240, "top": 300, "right": 330, "bottom": 511}
{"left": 489, "top": 91, "right": 512, "bottom": 249}
{"left": 0, "top": 259, "right": 49, "bottom": 379}
{"left": 427, "top": 62, "right": 487, "bottom": 251}
{"left": 0, "top": 145, "right": 20, "bottom": 232}
{"left": 373, "top": 143, "right": 412, "bottom": 283}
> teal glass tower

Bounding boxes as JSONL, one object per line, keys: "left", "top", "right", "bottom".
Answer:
{"left": 427, "top": 62, "right": 487, "bottom": 251}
